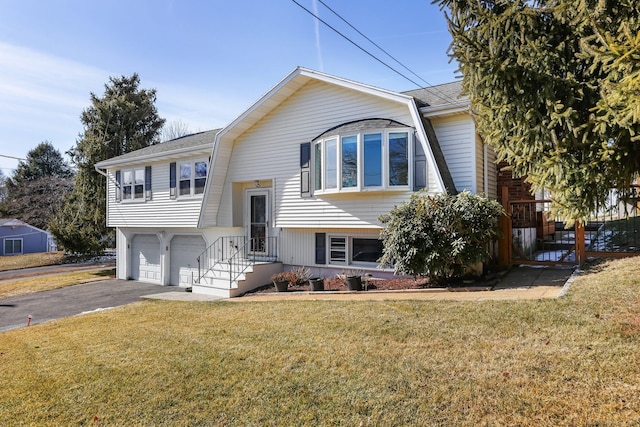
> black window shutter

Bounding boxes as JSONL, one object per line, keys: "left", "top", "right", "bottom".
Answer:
{"left": 169, "top": 162, "right": 176, "bottom": 199}
{"left": 300, "top": 142, "right": 311, "bottom": 198}
{"left": 145, "top": 166, "right": 152, "bottom": 200}
{"left": 414, "top": 139, "right": 427, "bottom": 190}
{"left": 115, "top": 170, "right": 121, "bottom": 202}
{"left": 315, "top": 233, "right": 326, "bottom": 264}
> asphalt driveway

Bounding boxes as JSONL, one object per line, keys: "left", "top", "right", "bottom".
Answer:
{"left": 0, "top": 279, "right": 178, "bottom": 332}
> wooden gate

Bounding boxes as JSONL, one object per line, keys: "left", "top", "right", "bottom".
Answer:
{"left": 498, "top": 185, "right": 640, "bottom": 267}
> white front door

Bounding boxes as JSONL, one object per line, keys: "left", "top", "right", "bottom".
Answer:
{"left": 246, "top": 189, "right": 270, "bottom": 255}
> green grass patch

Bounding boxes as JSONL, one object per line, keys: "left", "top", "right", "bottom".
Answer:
{"left": 1, "top": 257, "right": 640, "bottom": 425}
{"left": 0, "top": 269, "right": 115, "bottom": 299}
{"left": 0, "top": 251, "right": 66, "bottom": 271}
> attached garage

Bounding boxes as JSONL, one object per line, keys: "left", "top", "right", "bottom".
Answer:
{"left": 170, "top": 235, "right": 206, "bottom": 286}
{"left": 130, "top": 234, "right": 161, "bottom": 283}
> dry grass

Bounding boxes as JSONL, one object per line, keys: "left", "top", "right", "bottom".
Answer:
{"left": 0, "top": 269, "right": 115, "bottom": 299}
{"left": 0, "top": 251, "right": 66, "bottom": 271}
{"left": 1, "top": 257, "right": 640, "bottom": 425}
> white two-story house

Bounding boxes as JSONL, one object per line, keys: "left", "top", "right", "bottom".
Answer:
{"left": 95, "top": 67, "right": 496, "bottom": 297}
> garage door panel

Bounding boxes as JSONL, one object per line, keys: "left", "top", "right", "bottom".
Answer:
{"left": 170, "top": 235, "right": 206, "bottom": 286}
{"left": 131, "top": 235, "right": 161, "bottom": 284}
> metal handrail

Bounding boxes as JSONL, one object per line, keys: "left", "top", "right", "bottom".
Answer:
{"left": 227, "top": 236, "right": 278, "bottom": 287}
{"left": 196, "top": 236, "right": 244, "bottom": 284}
{"left": 197, "top": 235, "right": 278, "bottom": 287}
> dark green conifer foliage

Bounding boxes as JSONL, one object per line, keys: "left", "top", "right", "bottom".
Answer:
{"left": 50, "top": 74, "right": 165, "bottom": 254}
{"left": 435, "top": 0, "right": 640, "bottom": 222}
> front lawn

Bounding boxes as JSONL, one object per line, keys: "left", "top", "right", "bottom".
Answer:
{"left": 0, "top": 251, "right": 66, "bottom": 271}
{"left": 1, "top": 257, "right": 639, "bottom": 425}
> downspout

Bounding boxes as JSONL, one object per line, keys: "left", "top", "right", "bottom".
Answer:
{"left": 94, "top": 164, "right": 108, "bottom": 178}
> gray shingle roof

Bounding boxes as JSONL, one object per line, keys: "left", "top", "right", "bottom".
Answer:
{"left": 97, "top": 129, "right": 220, "bottom": 166}
{"left": 402, "top": 81, "right": 466, "bottom": 108}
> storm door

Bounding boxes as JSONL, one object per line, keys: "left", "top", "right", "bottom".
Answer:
{"left": 246, "top": 189, "right": 270, "bottom": 255}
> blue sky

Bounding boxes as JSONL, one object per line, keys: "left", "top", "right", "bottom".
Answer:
{"left": 0, "top": 0, "right": 457, "bottom": 174}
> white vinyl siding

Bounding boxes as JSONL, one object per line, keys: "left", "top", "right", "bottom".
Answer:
{"left": 106, "top": 156, "right": 206, "bottom": 228}
{"left": 485, "top": 143, "right": 498, "bottom": 199}
{"left": 279, "top": 228, "right": 383, "bottom": 268}
{"left": 430, "top": 114, "right": 476, "bottom": 193}
{"left": 213, "top": 80, "right": 439, "bottom": 229}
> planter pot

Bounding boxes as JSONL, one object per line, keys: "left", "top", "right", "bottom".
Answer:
{"left": 346, "top": 275, "right": 362, "bottom": 291}
{"left": 273, "top": 280, "right": 289, "bottom": 292}
{"left": 309, "top": 277, "right": 325, "bottom": 291}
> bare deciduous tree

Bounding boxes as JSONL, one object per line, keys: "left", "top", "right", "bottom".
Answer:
{"left": 161, "top": 119, "right": 192, "bottom": 142}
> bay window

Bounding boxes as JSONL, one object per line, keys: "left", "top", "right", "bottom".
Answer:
{"left": 313, "top": 127, "right": 412, "bottom": 193}
{"left": 363, "top": 133, "right": 383, "bottom": 187}
{"left": 388, "top": 132, "right": 409, "bottom": 186}
{"left": 341, "top": 135, "right": 357, "bottom": 188}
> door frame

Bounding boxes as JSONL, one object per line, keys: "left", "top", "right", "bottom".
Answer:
{"left": 245, "top": 188, "right": 271, "bottom": 255}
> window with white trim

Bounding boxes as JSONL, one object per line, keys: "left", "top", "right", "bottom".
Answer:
{"left": 122, "top": 168, "right": 145, "bottom": 201}
{"left": 178, "top": 160, "right": 207, "bottom": 197}
{"left": 313, "top": 128, "right": 411, "bottom": 193}
{"left": 4, "top": 238, "right": 23, "bottom": 255}
{"left": 329, "top": 236, "right": 347, "bottom": 264}
{"left": 326, "top": 235, "right": 384, "bottom": 266}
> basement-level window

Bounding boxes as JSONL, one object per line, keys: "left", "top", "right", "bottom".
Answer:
{"left": 325, "top": 235, "right": 384, "bottom": 266}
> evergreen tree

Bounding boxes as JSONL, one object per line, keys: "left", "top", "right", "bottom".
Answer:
{"left": 0, "top": 142, "right": 74, "bottom": 230}
{"left": 9, "top": 141, "right": 73, "bottom": 183}
{"left": 50, "top": 74, "right": 165, "bottom": 254}
{"left": 435, "top": 0, "right": 640, "bottom": 222}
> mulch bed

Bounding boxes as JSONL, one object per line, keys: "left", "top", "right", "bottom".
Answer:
{"left": 248, "top": 273, "right": 503, "bottom": 294}
{"left": 250, "top": 276, "right": 437, "bottom": 294}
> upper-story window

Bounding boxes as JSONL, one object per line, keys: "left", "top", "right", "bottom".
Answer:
{"left": 177, "top": 160, "right": 207, "bottom": 197}
{"left": 115, "top": 166, "right": 151, "bottom": 203}
{"left": 313, "top": 128, "right": 410, "bottom": 194}
{"left": 122, "top": 168, "right": 145, "bottom": 200}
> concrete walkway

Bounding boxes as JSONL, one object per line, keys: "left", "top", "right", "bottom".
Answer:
{"left": 144, "top": 265, "right": 578, "bottom": 303}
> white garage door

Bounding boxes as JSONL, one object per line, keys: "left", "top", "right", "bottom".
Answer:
{"left": 130, "top": 234, "right": 161, "bottom": 284}
{"left": 170, "top": 235, "right": 206, "bottom": 286}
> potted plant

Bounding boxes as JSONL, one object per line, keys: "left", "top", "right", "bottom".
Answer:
{"left": 271, "top": 271, "right": 296, "bottom": 292}
{"left": 342, "top": 269, "right": 364, "bottom": 291}
{"left": 290, "top": 266, "right": 311, "bottom": 286}
{"left": 308, "top": 276, "right": 325, "bottom": 291}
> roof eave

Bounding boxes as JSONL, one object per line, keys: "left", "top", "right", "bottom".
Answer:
{"left": 418, "top": 101, "right": 470, "bottom": 118}
{"left": 95, "top": 143, "right": 214, "bottom": 169}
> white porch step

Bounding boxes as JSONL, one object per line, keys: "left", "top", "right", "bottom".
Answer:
{"left": 193, "top": 262, "right": 282, "bottom": 298}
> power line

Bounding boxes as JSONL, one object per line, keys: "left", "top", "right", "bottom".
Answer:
{"left": 316, "top": 0, "right": 457, "bottom": 105}
{"left": 290, "top": 0, "right": 424, "bottom": 88}
{"left": 317, "top": 0, "right": 432, "bottom": 89}
{"left": 0, "top": 154, "right": 25, "bottom": 161}
{"left": 292, "top": 0, "right": 457, "bottom": 106}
